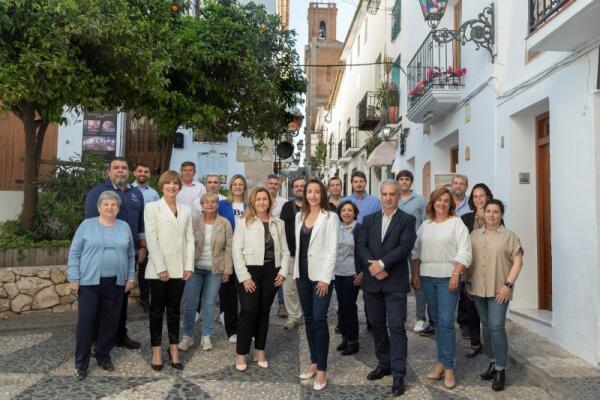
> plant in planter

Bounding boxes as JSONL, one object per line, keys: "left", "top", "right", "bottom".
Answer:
{"left": 444, "top": 66, "right": 467, "bottom": 86}
{"left": 375, "top": 81, "right": 400, "bottom": 123}
{"left": 314, "top": 140, "right": 327, "bottom": 166}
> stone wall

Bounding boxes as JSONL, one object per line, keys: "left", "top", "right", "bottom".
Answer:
{"left": 0, "top": 266, "right": 139, "bottom": 316}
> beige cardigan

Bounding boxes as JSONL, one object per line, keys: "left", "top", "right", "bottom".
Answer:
{"left": 192, "top": 214, "right": 233, "bottom": 275}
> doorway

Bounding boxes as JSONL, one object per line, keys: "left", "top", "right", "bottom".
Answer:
{"left": 536, "top": 112, "right": 552, "bottom": 310}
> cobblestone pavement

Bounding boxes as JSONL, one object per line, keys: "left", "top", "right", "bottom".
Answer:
{"left": 0, "top": 295, "right": 553, "bottom": 400}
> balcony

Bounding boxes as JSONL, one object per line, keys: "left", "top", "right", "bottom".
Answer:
{"left": 528, "top": 0, "right": 600, "bottom": 52}
{"left": 337, "top": 139, "right": 351, "bottom": 164}
{"left": 357, "top": 92, "right": 381, "bottom": 130}
{"left": 343, "top": 127, "right": 360, "bottom": 158}
{"left": 406, "top": 31, "right": 465, "bottom": 124}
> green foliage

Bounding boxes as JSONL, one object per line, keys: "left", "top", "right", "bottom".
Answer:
{"left": 34, "top": 156, "right": 107, "bottom": 240}
{"left": 315, "top": 141, "right": 327, "bottom": 166}
{"left": 365, "top": 134, "right": 383, "bottom": 157}
{"left": 0, "top": 221, "right": 70, "bottom": 251}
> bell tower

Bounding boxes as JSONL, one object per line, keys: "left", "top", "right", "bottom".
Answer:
{"left": 307, "top": 2, "right": 338, "bottom": 42}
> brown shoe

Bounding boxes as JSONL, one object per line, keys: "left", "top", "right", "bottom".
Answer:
{"left": 465, "top": 345, "right": 481, "bottom": 358}
{"left": 444, "top": 369, "right": 456, "bottom": 389}
{"left": 425, "top": 363, "right": 445, "bottom": 380}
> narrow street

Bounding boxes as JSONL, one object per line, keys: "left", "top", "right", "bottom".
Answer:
{"left": 0, "top": 295, "right": 553, "bottom": 400}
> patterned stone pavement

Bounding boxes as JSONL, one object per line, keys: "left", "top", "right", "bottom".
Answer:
{"left": 0, "top": 295, "right": 553, "bottom": 400}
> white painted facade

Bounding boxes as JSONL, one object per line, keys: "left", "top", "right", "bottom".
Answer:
{"left": 325, "top": 0, "right": 600, "bottom": 366}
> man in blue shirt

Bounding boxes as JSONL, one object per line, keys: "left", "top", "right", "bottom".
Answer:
{"left": 452, "top": 174, "right": 471, "bottom": 217}
{"left": 396, "top": 170, "right": 433, "bottom": 337}
{"left": 131, "top": 163, "right": 159, "bottom": 313}
{"left": 341, "top": 171, "right": 381, "bottom": 223}
{"left": 84, "top": 157, "right": 145, "bottom": 350}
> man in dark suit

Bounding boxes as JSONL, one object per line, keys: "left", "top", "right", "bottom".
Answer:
{"left": 357, "top": 180, "right": 416, "bottom": 396}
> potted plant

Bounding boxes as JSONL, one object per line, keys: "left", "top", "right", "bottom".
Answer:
{"left": 444, "top": 66, "right": 467, "bottom": 86}
{"left": 375, "top": 80, "right": 400, "bottom": 124}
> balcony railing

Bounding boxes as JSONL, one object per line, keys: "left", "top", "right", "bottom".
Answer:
{"left": 407, "top": 31, "right": 465, "bottom": 111}
{"left": 529, "top": 0, "right": 570, "bottom": 33}
{"left": 337, "top": 139, "right": 344, "bottom": 160}
{"left": 345, "top": 127, "right": 358, "bottom": 150}
{"left": 357, "top": 92, "right": 381, "bottom": 130}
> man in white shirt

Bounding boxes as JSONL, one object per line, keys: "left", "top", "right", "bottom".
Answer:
{"left": 176, "top": 161, "right": 207, "bottom": 208}
{"left": 266, "top": 173, "right": 287, "bottom": 218}
{"left": 205, "top": 173, "right": 227, "bottom": 201}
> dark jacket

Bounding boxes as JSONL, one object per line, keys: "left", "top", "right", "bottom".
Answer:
{"left": 357, "top": 208, "right": 416, "bottom": 293}
{"left": 280, "top": 200, "right": 301, "bottom": 256}
{"left": 461, "top": 212, "right": 504, "bottom": 233}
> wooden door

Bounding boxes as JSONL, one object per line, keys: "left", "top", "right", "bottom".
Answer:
{"left": 422, "top": 161, "right": 431, "bottom": 199}
{"left": 536, "top": 112, "right": 552, "bottom": 310}
{"left": 450, "top": 146, "right": 459, "bottom": 173}
{"left": 453, "top": 0, "right": 462, "bottom": 70}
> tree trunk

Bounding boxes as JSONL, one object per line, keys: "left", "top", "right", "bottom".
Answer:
{"left": 159, "top": 129, "right": 177, "bottom": 173}
{"left": 16, "top": 104, "right": 49, "bottom": 230}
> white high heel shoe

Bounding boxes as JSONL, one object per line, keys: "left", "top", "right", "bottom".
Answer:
{"left": 299, "top": 371, "right": 316, "bottom": 380}
{"left": 313, "top": 380, "right": 327, "bottom": 391}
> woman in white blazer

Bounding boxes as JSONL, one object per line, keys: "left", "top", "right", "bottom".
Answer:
{"left": 232, "top": 188, "right": 290, "bottom": 371}
{"left": 144, "top": 170, "right": 194, "bottom": 371}
{"left": 294, "top": 179, "right": 339, "bottom": 391}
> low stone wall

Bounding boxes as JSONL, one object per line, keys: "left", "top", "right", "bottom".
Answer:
{"left": 0, "top": 266, "right": 139, "bottom": 316}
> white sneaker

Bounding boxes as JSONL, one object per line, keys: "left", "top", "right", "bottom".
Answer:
{"left": 413, "top": 319, "right": 427, "bottom": 333}
{"left": 195, "top": 312, "right": 201, "bottom": 323}
{"left": 228, "top": 334, "right": 237, "bottom": 343}
{"left": 178, "top": 336, "right": 194, "bottom": 351}
{"left": 201, "top": 336, "right": 213, "bottom": 351}
{"left": 218, "top": 312, "right": 225, "bottom": 325}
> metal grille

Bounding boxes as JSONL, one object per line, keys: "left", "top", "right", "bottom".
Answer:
{"left": 529, "top": 0, "right": 569, "bottom": 32}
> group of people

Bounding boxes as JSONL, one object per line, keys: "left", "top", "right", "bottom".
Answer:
{"left": 67, "top": 158, "right": 523, "bottom": 397}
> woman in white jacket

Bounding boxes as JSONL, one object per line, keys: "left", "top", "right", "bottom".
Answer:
{"left": 295, "top": 179, "right": 339, "bottom": 391}
{"left": 144, "top": 170, "right": 194, "bottom": 371}
{"left": 232, "top": 188, "right": 290, "bottom": 371}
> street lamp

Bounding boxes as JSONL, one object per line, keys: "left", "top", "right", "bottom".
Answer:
{"left": 418, "top": 1, "right": 495, "bottom": 61}
{"left": 296, "top": 139, "right": 304, "bottom": 152}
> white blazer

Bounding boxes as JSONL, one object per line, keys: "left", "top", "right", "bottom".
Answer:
{"left": 144, "top": 198, "right": 194, "bottom": 279}
{"left": 293, "top": 210, "right": 339, "bottom": 283}
{"left": 232, "top": 217, "right": 290, "bottom": 283}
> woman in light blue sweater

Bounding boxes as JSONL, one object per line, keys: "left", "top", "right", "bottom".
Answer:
{"left": 68, "top": 190, "right": 135, "bottom": 380}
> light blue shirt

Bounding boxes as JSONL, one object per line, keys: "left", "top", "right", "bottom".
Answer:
{"left": 398, "top": 191, "right": 427, "bottom": 232}
{"left": 335, "top": 221, "right": 357, "bottom": 276}
{"left": 341, "top": 192, "right": 381, "bottom": 223}
{"left": 132, "top": 181, "right": 160, "bottom": 204}
{"left": 455, "top": 197, "right": 471, "bottom": 217}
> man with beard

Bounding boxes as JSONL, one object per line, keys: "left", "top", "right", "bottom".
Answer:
{"left": 279, "top": 176, "right": 306, "bottom": 330}
{"left": 341, "top": 171, "right": 381, "bottom": 223}
{"left": 451, "top": 175, "right": 471, "bottom": 217}
{"left": 84, "top": 157, "right": 145, "bottom": 350}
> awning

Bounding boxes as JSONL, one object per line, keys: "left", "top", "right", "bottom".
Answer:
{"left": 367, "top": 140, "right": 396, "bottom": 168}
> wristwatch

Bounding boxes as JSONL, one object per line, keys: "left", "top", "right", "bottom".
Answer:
{"left": 504, "top": 281, "right": 514, "bottom": 289}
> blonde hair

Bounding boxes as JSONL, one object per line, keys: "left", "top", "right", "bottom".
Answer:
{"left": 227, "top": 174, "right": 247, "bottom": 203}
{"left": 200, "top": 192, "right": 219, "bottom": 204}
{"left": 158, "top": 170, "right": 182, "bottom": 192}
{"left": 243, "top": 188, "right": 272, "bottom": 226}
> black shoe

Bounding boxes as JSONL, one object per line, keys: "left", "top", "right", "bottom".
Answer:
{"left": 366, "top": 322, "right": 372, "bottom": 332}
{"left": 168, "top": 349, "right": 184, "bottom": 370}
{"left": 341, "top": 341, "right": 359, "bottom": 356}
{"left": 75, "top": 369, "right": 87, "bottom": 380}
{"left": 419, "top": 325, "right": 435, "bottom": 337}
{"left": 460, "top": 325, "right": 471, "bottom": 340}
{"left": 116, "top": 336, "right": 141, "bottom": 350}
{"left": 98, "top": 361, "right": 115, "bottom": 372}
{"left": 480, "top": 362, "right": 496, "bottom": 380}
{"left": 139, "top": 300, "right": 150, "bottom": 313}
{"left": 492, "top": 369, "right": 505, "bottom": 391}
{"left": 391, "top": 377, "right": 406, "bottom": 397}
{"left": 367, "top": 366, "right": 391, "bottom": 381}
{"left": 336, "top": 339, "right": 347, "bottom": 351}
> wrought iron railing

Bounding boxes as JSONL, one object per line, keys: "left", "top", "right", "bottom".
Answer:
{"left": 337, "top": 139, "right": 345, "bottom": 159}
{"left": 529, "top": 0, "right": 570, "bottom": 33}
{"left": 345, "top": 126, "right": 359, "bottom": 150}
{"left": 366, "top": 0, "right": 381, "bottom": 15}
{"left": 357, "top": 92, "right": 381, "bottom": 130}
{"left": 406, "top": 31, "right": 465, "bottom": 110}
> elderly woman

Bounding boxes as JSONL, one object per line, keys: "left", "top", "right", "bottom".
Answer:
{"left": 145, "top": 170, "right": 194, "bottom": 370}
{"left": 469, "top": 199, "right": 523, "bottom": 392}
{"left": 411, "top": 187, "right": 472, "bottom": 389}
{"left": 232, "top": 188, "right": 290, "bottom": 371}
{"left": 68, "top": 190, "right": 136, "bottom": 380}
{"left": 179, "top": 192, "right": 233, "bottom": 352}
{"left": 334, "top": 200, "right": 362, "bottom": 356}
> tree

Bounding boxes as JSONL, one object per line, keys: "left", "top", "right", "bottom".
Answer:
{"left": 149, "top": 0, "right": 306, "bottom": 171}
{"left": 0, "top": 0, "right": 175, "bottom": 229}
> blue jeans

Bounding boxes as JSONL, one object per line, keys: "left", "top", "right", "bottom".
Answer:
{"left": 297, "top": 277, "right": 333, "bottom": 371}
{"left": 415, "top": 287, "right": 427, "bottom": 321}
{"left": 182, "top": 267, "right": 222, "bottom": 337}
{"left": 421, "top": 276, "right": 460, "bottom": 369}
{"left": 334, "top": 275, "right": 359, "bottom": 342}
{"left": 472, "top": 296, "right": 509, "bottom": 369}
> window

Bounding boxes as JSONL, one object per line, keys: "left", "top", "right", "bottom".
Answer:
{"left": 319, "top": 21, "right": 326, "bottom": 39}
{"left": 193, "top": 130, "right": 226, "bottom": 143}
{"left": 391, "top": 0, "right": 401, "bottom": 41}
{"left": 392, "top": 54, "right": 401, "bottom": 87}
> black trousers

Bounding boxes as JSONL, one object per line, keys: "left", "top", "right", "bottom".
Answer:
{"left": 149, "top": 278, "right": 185, "bottom": 346}
{"left": 137, "top": 257, "right": 149, "bottom": 302}
{"left": 235, "top": 263, "right": 279, "bottom": 355}
{"left": 75, "top": 277, "right": 124, "bottom": 370}
{"left": 458, "top": 282, "right": 481, "bottom": 346}
{"left": 219, "top": 271, "right": 239, "bottom": 337}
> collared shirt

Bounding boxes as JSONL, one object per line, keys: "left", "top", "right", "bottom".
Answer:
{"left": 176, "top": 181, "right": 207, "bottom": 209}
{"left": 455, "top": 197, "right": 472, "bottom": 217}
{"left": 335, "top": 221, "right": 357, "bottom": 276}
{"left": 341, "top": 192, "right": 381, "bottom": 223}
{"left": 131, "top": 181, "right": 160, "bottom": 204}
{"left": 84, "top": 181, "right": 145, "bottom": 244}
{"left": 468, "top": 226, "right": 523, "bottom": 300}
{"left": 398, "top": 191, "right": 427, "bottom": 231}
{"left": 381, "top": 208, "right": 398, "bottom": 241}
{"left": 271, "top": 196, "right": 287, "bottom": 218}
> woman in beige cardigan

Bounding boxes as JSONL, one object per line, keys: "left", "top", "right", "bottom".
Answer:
{"left": 179, "top": 192, "right": 233, "bottom": 352}
{"left": 232, "top": 188, "right": 290, "bottom": 371}
{"left": 144, "top": 170, "right": 194, "bottom": 371}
